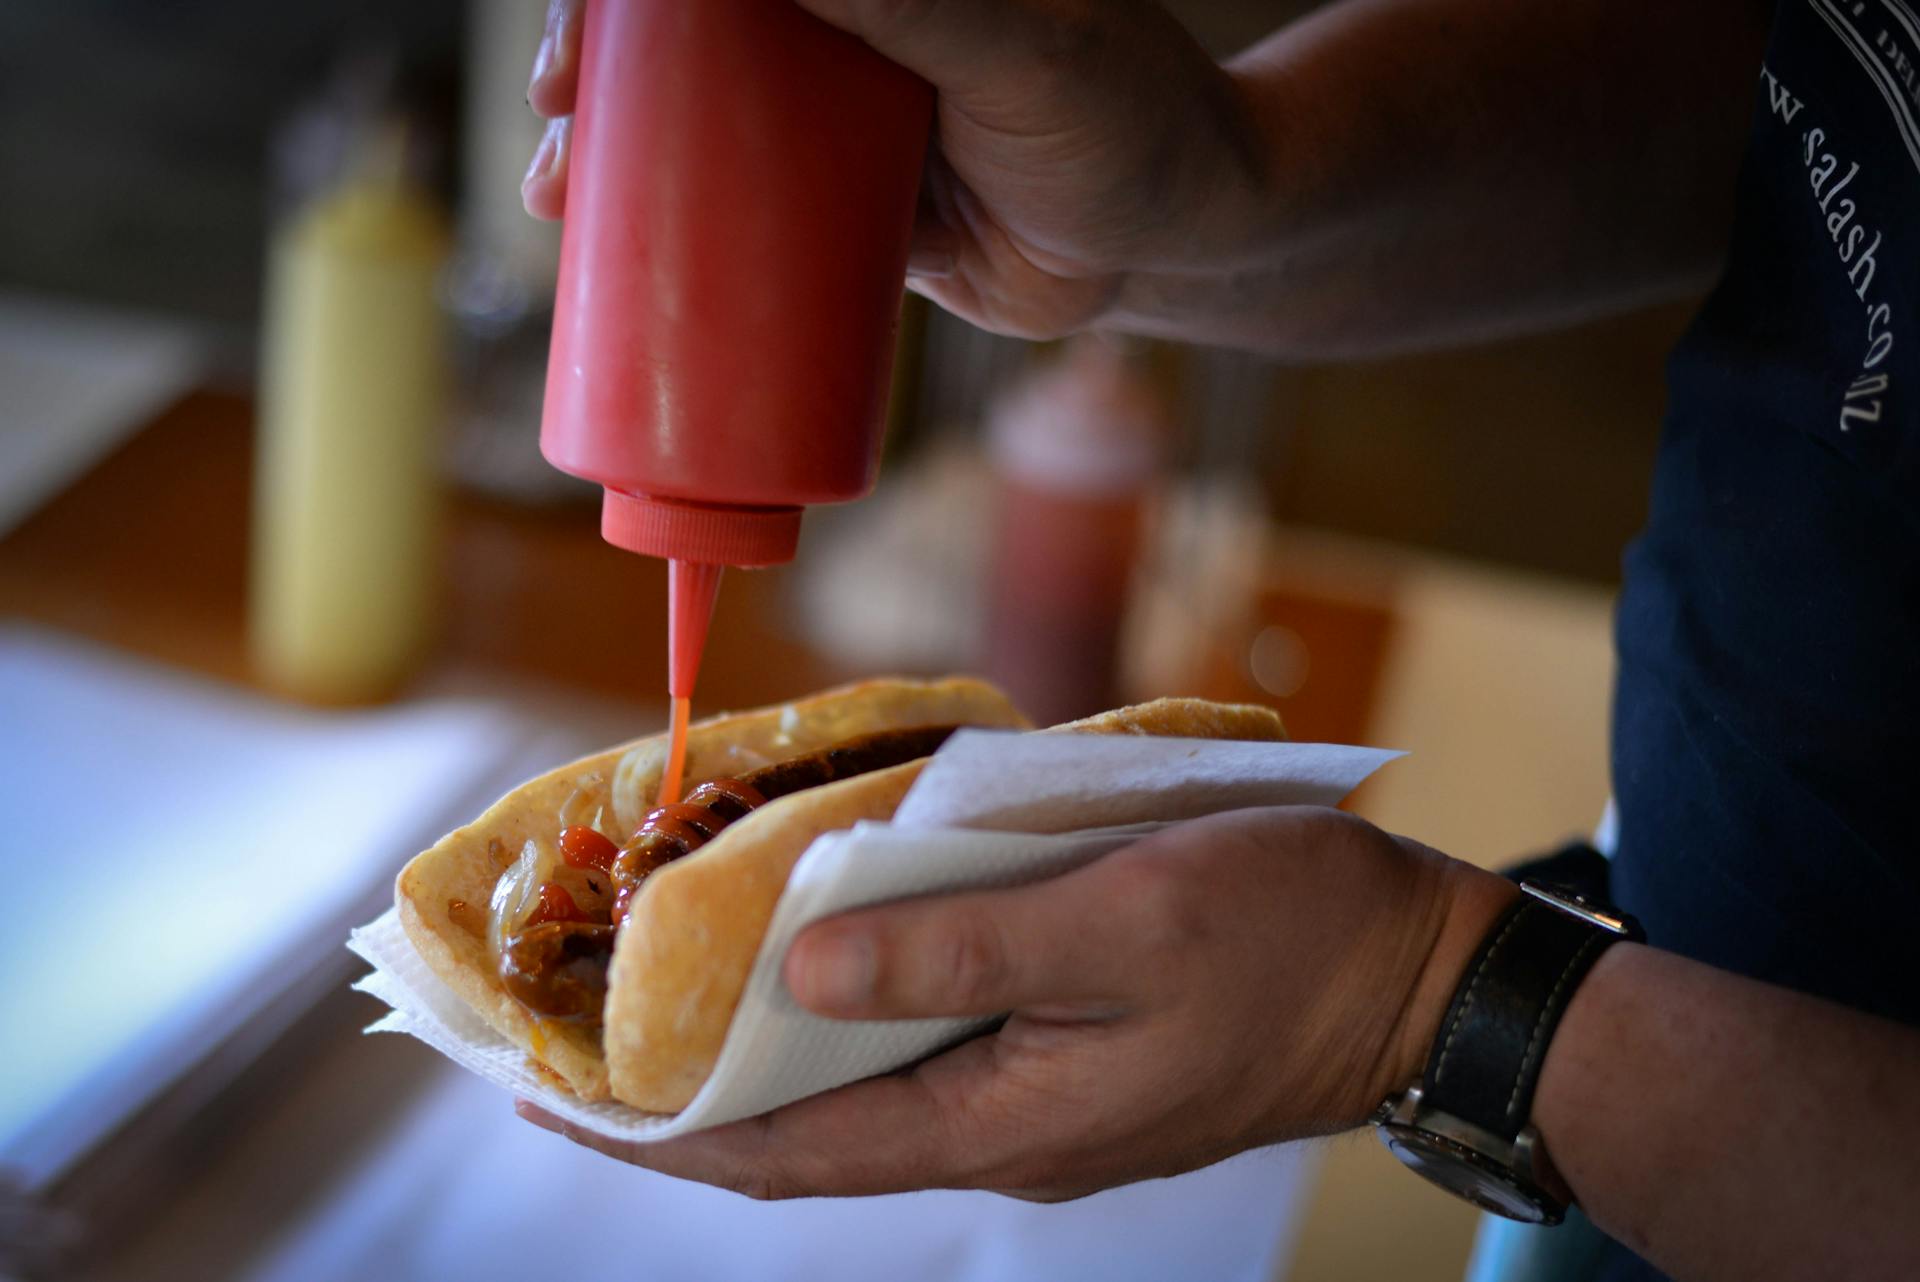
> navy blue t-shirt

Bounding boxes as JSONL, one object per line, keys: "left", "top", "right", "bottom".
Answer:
{"left": 1606, "top": 0, "right": 1918, "bottom": 1276}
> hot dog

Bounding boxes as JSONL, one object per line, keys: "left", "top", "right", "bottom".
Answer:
{"left": 394, "top": 677, "right": 1285, "bottom": 1114}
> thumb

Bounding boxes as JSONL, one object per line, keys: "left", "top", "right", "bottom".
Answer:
{"left": 791, "top": 0, "right": 1069, "bottom": 95}
{"left": 784, "top": 865, "right": 1144, "bottom": 1020}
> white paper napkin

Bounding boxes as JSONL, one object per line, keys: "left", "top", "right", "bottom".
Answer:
{"left": 350, "top": 734, "right": 1400, "bottom": 1141}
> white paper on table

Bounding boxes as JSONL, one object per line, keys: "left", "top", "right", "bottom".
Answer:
{"left": 0, "top": 625, "right": 553, "bottom": 1190}
{"left": 350, "top": 733, "right": 1401, "bottom": 1141}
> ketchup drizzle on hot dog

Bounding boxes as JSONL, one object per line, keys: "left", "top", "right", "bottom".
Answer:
{"left": 692, "top": 777, "right": 764, "bottom": 819}
{"left": 526, "top": 881, "right": 590, "bottom": 927}
{"left": 607, "top": 785, "right": 766, "bottom": 926}
{"left": 558, "top": 825, "right": 618, "bottom": 874}
{"left": 605, "top": 725, "right": 959, "bottom": 926}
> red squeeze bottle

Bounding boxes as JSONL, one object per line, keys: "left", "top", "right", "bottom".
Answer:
{"left": 539, "top": 0, "right": 932, "bottom": 799}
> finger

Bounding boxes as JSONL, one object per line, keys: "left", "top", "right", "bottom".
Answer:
{"left": 791, "top": 0, "right": 1069, "bottom": 97}
{"left": 515, "top": 1099, "right": 652, "bottom": 1164}
{"left": 907, "top": 245, "right": 956, "bottom": 278}
{"left": 521, "top": 115, "right": 571, "bottom": 221}
{"left": 527, "top": 0, "right": 584, "bottom": 117}
{"left": 905, "top": 151, "right": 960, "bottom": 277}
{"left": 784, "top": 852, "right": 1158, "bottom": 1020}
{"left": 907, "top": 210, "right": 959, "bottom": 278}
{"left": 904, "top": 157, "right": 1118, "bottom": 339}
{"left": 570, "top": 1036, "right": 1030, "bottom": 1198}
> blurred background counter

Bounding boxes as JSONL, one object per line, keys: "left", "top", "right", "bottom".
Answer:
{"left": 0, "top": 2, "right": 1683, "bottom": 1280}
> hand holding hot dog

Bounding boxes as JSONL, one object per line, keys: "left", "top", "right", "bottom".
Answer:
{"left": 519, "top": 806, "right": 1516, "bottom": 1199}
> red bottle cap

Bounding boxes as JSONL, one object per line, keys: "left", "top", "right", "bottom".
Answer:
{"left": 600, "top": 490, "right": 803, "bottom": 567}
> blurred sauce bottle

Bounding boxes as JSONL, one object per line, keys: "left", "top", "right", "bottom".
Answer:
{"left": 251, "top": 69, "right": 451, "bottom": 704}
{"left": 984, "top": 339, "right": 1168, "bottom": 724}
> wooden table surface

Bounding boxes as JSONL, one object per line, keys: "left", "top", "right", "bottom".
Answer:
{"left": 0, "top": 389, "right": 849, "bottom": 712}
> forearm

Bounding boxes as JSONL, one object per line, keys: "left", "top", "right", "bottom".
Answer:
{"left": 1533, "top": 944, "right": 1920, "bottom": 1280}
{"left": 1105, "top": 0, "right": 1770, "bottom": 357}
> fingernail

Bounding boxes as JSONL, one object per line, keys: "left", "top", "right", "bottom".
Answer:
{"left": 524, "top": 120, "right": 560, "bottom": 187}
{"left": 529, "top": 35, "right": 554, "bottom": 92}
{"left": 796, "top": 932, "right": 874, "bottom": 1011}
{"left": 907, "top": 247, "right": 955, "bottom": 278}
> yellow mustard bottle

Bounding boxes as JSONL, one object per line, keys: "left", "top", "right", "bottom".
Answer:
{"left": 250, "top": 130, "right": 450, "bottom": 704}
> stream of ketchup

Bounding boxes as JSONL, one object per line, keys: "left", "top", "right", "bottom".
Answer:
{"left": 659, "top": 695, "right": 691, "bottom": 807}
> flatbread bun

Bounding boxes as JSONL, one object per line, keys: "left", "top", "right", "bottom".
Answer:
{"left": 395, "top": 678, "right": 1285, "bottom": 1111}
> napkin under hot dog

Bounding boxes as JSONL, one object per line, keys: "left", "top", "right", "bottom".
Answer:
{"left": 349, "top": 731, "right": 1400, "bottom": 1141}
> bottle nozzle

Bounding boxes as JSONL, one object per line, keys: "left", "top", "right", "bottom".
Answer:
{"left": 667, "top": 559, "right": 723, "bottom": 700}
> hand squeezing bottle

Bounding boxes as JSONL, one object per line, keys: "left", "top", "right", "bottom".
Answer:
{"left": 539, "top": 0, "right": 932, "bottom": 799}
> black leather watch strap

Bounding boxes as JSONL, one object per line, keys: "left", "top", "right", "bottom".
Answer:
{"left": 1421, "top": 889, "right": 1636, "bottom": 1139}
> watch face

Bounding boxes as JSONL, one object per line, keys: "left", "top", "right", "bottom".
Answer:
{"left": 1379, "top": 1126, "right": 1557, "bottom": 1224}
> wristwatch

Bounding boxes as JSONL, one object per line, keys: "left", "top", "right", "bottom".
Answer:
{"left": 1373, "top": 881, "right": 1643, "bottom": 1225}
